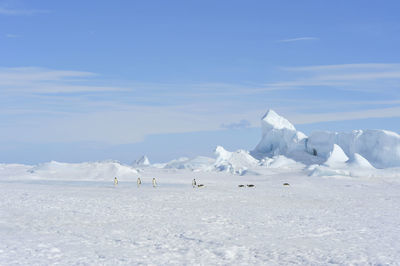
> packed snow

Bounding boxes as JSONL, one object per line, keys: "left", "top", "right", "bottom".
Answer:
{"left": 1, "top": 109, "right": 400, "bottom": 264}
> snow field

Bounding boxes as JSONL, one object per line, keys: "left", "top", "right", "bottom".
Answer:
{"left": 1, "top": 169, "right": 399, "bottom": 265}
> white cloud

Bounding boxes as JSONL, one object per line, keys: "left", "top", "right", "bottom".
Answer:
{"left": 221, "top": 120, "right": 251, "bottom": 130}
{"left": 265, "top": 63, "right": 400, "bottom": 93}
{"left": 0, "top": 105, "right": 261, "bottom": 144}
{"left": 0, "top": 7, "right": 49, "bottom": 15}
{"left": 1, "top": 64, "right": 398, "bottom": 146}
{"left": 278, "top": 37, "right": 319, "bottom": 43}
{"left": 0, "top": 67, "right": 129, "bottom": 93}
{"left": 282, "top": 63, "right": 400, "bottom": 72}
{"left": 5, "top": 34, "right": 20, "bottom": 38}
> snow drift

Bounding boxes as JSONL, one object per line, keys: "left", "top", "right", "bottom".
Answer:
{"left": 28, "top": 160, "right": 138, "bottom": 181}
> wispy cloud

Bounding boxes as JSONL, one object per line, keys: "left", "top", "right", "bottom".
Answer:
{"left": 282, "top": 63, "right": 400, "bottom": 72}
{"left": 5, "top": 34, "right": 20, "bottom": 38}
{"left": 0, "top": 67, "right": 129, "bottom": 93}
{"left": 278, "top": 37, "right": 319, "bottom": 43}
{"left": 265, "top": 63, "right": 400, "bottom": 93}
{"left": 221, "top": 119, "right": 251, "bottom": 130}
{"left": 0, "top": 7, "right": 49, "bottom": 15}
{"left": 1, "top": 64, "right": 399, "bottom": 145}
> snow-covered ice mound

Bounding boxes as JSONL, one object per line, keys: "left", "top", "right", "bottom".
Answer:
{"left": 28, "top": 160, "right": 138, "bottom": 181}
{"left": 260, "top": 155, "right": 305, "bottom": 169}
{"left": 159, "top": 156, "right": 215, "bottom": 171}
{"left": 0, "top": 163, "right": 33, "bottom": 180}
{"left": 214, "top": 146, "right": 259, "bottom": 175}
{"left": 323, "top": 144, "right": 349, "bottom": 168}
{"left": 347, "top": 153, "right": 375, "bottom": 169}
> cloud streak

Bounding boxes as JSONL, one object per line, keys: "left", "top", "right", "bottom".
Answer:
{"left": 221, "top": 119, "right": 251, "bottom": 130}
{"left": 5, "top": 34, "right": 20, "bottom": 38}
{"left": 0, "top": 7, "right": 49, "bottom": 15}
{"left": 278, "top": 37, "right": 319, "bottom": 43}
{"left": 265, "top": 63, "right": 400, "bottom": 93}
{"left": 0, "top": 67, "right": 129, "bottom": 93}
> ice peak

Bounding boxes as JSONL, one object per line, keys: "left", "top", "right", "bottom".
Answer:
{"left": 324, "top": 144, "right": 349, "bottom": 167}
{"left": 133, "top": 155, "right": 150, "bottom": 167}
{"left": 261, "top": 109, "right": 296, "bottom": 131}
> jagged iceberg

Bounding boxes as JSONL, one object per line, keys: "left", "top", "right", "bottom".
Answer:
{"left": 252, "top": 109, "right": 307, "bottom": 159}
{"left": 252, "top": 109, "right": 400, "bottom": 169}
{"left": 306, "top": 129, "right": 400, "bottom": 168}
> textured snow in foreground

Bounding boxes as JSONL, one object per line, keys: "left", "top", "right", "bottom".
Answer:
{"left": 1, "top": 168, "right": 400, "bottom": 265}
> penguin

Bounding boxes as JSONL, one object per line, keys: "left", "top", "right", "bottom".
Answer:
{"left": 114, "top": 177, "right": 118, "bottom": 186}
{"left": 137, "top": 177, "right": 142, "bottom": 187}
{"left": 152, "top": 178, "right": 157, "bottom": 188}
{"left": 192, "top": 178, "right": 197, "bottom": 188}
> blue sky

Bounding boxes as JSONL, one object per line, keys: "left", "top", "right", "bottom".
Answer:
{"left": 1, "top": 0, "right": 400, "bottom": 164}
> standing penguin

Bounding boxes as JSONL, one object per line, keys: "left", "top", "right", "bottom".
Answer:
{"left": 137, "top": 177, "right": 142, "bottom": 187}
{"left": 114, "top": 177, "right": 118, "bottom": 186}
{"left": 192, "top": 178, "right": 197, "bottom": 188}
{"left": 152, "top": 178, "right": 157, "bottom": 188}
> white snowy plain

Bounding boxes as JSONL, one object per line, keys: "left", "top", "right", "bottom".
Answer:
{"left": 1, "top": 166, "right": 400, "bottom": 265}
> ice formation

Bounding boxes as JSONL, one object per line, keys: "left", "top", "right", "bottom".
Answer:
{"left": 214, "top": 146, "right": 259, "bottom": 175}
{"left": 323, "top": 144, "right": 349, "bottom": 168}
{"left": 132, "top": 155, "right": 151, "bottom": 167}
{"left": 151, "top": 109, "right": 399, "bottom": 176}
{"left": 347, "top": 153, "right": 375, "bottom": 169}
{"left": 252, "top": 109, "right": 307, "bottom": 159}
{"left": 306, "top": 129, "right": 400, "bottom": 168}
{"left": 4, "top": 109, "right": 398, "bottom": 179}
{"left": 253, "top": 109, "right": 400, "bottom": 169}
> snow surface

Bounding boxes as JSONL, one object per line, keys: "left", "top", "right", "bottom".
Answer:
{"left": 1, "top": 167, "right": 400, "bottom": 265}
